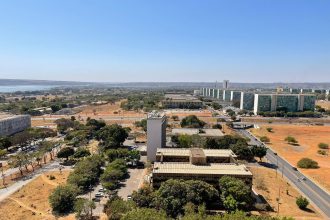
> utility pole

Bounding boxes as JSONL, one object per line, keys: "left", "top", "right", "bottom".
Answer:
{"left": 277, "top": 186, "right": 281, "bottom": 216}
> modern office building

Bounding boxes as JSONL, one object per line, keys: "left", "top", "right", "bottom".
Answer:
{"left": 253, "top": 94, "right": 316, "bottom": 114}
{"left": 240, "top": 92, "right": 255, "bottom": 111}
{"left": 0, "top": 114, "right": 31, "bottom": 136}
{"left": 152, "top": 148, "right": 252, "bottom": 188}
{"left": 162, "top": 94, "right": 203, "bottom": 109}
{"left": 155, "top": 148, "right": 237, "bottom": 163}
{"left": 147, "top": 111, "right": 167, "bottom": 162}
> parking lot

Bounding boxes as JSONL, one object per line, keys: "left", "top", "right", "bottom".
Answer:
{"left": 118, "top": 167, "right": 146, "bottom": 200}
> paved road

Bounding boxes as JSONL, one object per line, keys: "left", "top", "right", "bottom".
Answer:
{"left": 118, "top": 168, "right": 146, "bottom": 200}
{"left": 237, "top": 129, "right": 330, "bottom": 218}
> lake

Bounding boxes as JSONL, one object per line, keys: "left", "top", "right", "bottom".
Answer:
{"left": 0, "top": 85, "right": 56, "bottom": 93}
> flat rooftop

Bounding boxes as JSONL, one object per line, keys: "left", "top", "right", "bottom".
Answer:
{"left": 153, "top": 162, "right": 252, "bottom": 176}
{"left": 156, "top": 148, "right": 237, "bottom": 158}
{"left": 164, "top": 94, "right": 198, "bottom": 100}
{"left": 171, "top": 128, "right": 224, "bottom": 137}
{"left": 0, "top": 114, "right": 28, "bottom": 120}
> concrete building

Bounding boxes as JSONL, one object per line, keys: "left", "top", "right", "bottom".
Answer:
{"left": 155, "top": 148, "right": 237, "bottom": 163}
{"left": 253, "top": 94, "right": 316, "bottom": 114}
{"left": 240, "top": 92, "right": 255, "bottom": 111}
{"left": 162, "top": 94, "right": 203, "bottom": 109}
{"left": 0, "top": 115, "right": 31, "bottom": 136}
{"left": 147, "top": 111, "right": 167, "bottom": 162}
{"left": 152, "top": 148, "right": 252, "bottom": 188}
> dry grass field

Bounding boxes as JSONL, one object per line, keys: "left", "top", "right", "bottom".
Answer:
{"left": 316, "top": 100, "right": 330, "bottom": 110}
{"left": 251, "top": 125, "right": 330, "bottom": 192}
{"left": 250, "top": 166, "right": 322, "bottom": 219}
{"left": 0, "top": 171, "right": 74, "bottom": 220}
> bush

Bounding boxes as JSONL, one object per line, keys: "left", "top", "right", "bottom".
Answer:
{"left": 260, "top": 136, "right": 270, "bottom": 143}
{"left": 318, "top": 143, "right": 329, "bottom": 149}
{"left": 297, "top": 158, "right": 319, "bottom": 169}
{"left": 49, "top": 175, "right": 56, "bottom": 180}
{"left": 266, "top": 127, "right": 273, "bottom": 132}
{"left": 317, "top": 150, "right": 327, "bottom": 155}
{"left": 285, "top": 136, "right": 298, "bottom": 145}
{"left": 296, "top": 196, "right": 309, "bottom": 209}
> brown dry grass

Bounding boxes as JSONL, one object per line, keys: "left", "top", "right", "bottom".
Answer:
{"left": 250, "top": 166, "right": 322, "bottom": 219}
{"left": 0, "top": 171, "right": 74, "bottom": 220}
{"left": 251, "top": 125, "right": 330, "bottom": 192}
{"left": 316, "top": 100, "right": 330, "bottom": 110}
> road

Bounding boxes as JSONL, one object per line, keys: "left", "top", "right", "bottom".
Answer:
{"left": 236, "top": 129, "right": 330, "bottom": 218}
{"left": 0, "top": 160, "right": 66, "bottom": 202}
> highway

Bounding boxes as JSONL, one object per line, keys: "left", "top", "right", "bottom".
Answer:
{"left": 236, "top": 129, "right": 330, "bottom": 219}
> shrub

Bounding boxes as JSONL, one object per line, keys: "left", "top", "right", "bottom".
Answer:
{"left": 297, "top": 158, "right": 319, "bottom": 169}
{"left": 260, "top": 136, "right": 270, "bottom": 143}
{"left": 318, "top": 143, "right": 329, "bottom": 149}
{"left": 296, "top": 196, "right": 309, "bottom": 209}
{"left": 266, "top": 127, "right": 273, "bottom": 132}
{"left": 49, "top": 175, "right": 56, "bottom": 180}
{"left": 285, "top": 136, "right": 298, "bottom": 145}
{"left": 317, "top": 150, "right": 327, "bottom": 155}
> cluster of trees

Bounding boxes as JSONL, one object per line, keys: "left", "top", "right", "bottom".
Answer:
{"left": 102, "top": 177, "right": 267, "bottom": 219}
{"left": 134, "top": 119, "right": 147, "bottom": 132}
{"left": 171, "top": 134, "right": 204, "bottom": 148}
{"left": 9, "top": 141, "right": 59, "bottom": 176}
{"left": 67, "top": 155, "right": 104, "bottom": 192}
{"left": 120, "top": 92, "right": 163, "bottom": 111}
{"left": 105, "top": 148, "right": 140, "bottom": 163}
{"left": 180, "top": 115, "right": 206, "bottom": 128}
{"left": 297, "top": 158, "right": 319, "bottom": 169}
{"left": 258, "top": 111, "right": 322, "bottom": 118}
{"left": 284, "top": 136, "right": 298, "bottom": 145}
{"left": 96, "top": 124, "right": 129, "bottom": 151}
{"left": 101, "top": 159, "right": 128, "bottom": 190}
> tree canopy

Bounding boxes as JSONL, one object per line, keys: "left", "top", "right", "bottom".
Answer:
{"left": 180, "top": 115, "right": 206, "bottom": 128}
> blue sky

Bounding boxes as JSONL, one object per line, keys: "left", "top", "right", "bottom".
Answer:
{"left": 0, "top": 0, "right": 329, "bottom": 82}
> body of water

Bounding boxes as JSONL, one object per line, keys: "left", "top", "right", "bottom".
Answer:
{"left": 0, "top": 85, "right": 56, "bottom": 93}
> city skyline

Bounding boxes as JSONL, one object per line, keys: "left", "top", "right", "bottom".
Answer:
{"left": 0, "top": 0, "right": 329, "bottom": 82}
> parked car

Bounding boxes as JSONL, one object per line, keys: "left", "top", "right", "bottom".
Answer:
{"left": 127, "top": 195, "right": 132, "bottom": 200}
{"left": 95, "top": 193, "right": 103, "bottom": 198}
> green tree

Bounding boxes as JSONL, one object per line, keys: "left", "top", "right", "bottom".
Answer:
{"left": 223, "top": 195, "right": 238, "bottom": 212}
{"left": 296, "top": 196, "right": 309, "bottom": 210}
{"left": 0, "top": 136, "right": 12, "bottom": 150}
{"left": 0, "top": 149, "right": 7, "bottom": 158}
{"left": 266, "top": 127, "right": 273, "bottom": 132}
{"left": 297, "top": 158, "right": 319, "bottom": 169}
{"left": 180, "top": 115, "right": 206, "bottom": 128}
{"left": 134, "top": 119, "right": 147, "bottom": 132}
{"left": 104, "top": 198, "right": 135, "bottom": 220}
{"left": 57, "top": 147, "right": 75, "bottom": 160}
{"left": 74, "top": 198, "right": 95, "bottom": 220}
{"left": 178, "top": 134, "right": 193, "bottom": 148}
{"left": 73, "top": 148, "right": 91, "bottom": 159}
{"left": 185, "top": 180, "right": 219, "bottom": 206}
{"left": 251, "top": 145, "right": 267, "bottom": 161}
{"left": 219, "top": 176, "right": 252, "bottom": 210}
{"left": 132, "top": 186, "right": 155, "bottom": 208}
{"left": 96, "top": 124, "right": 128, "bottom": 150}
{"left": 122, "top": 208, "right": 167, "bottom": 220}
{"left": 49, "top": 184, "right": 78, "bottom": 214}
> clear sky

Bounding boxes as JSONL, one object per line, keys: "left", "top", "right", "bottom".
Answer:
{"left": 0, "top": 0, "right": 329, "bottom": 83}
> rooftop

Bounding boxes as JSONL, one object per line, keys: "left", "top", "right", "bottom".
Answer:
{"left": 153, "top": 162, "right": 252, "bottom": 176}
{"left": 164, "top": 94, "right": 198, "bottom": 100}
{"left": 0, "top": 114, "right": 29, "bottom": 120}
{"left": 156, "top": 148, "right": 237, "bottom": 158}
{"left": 171, "top": 128, "right": 224, "bottom": 137}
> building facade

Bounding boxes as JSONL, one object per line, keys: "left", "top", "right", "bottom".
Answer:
{"left": 147, "top": 111, "right": 167, "bottom": 162}
{"left": 0, "top": 115, "right": 31, "bottom": 136}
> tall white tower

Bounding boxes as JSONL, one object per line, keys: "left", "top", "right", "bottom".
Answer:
{"left": 147, "top": 111, "right": 167, "bottom": 162}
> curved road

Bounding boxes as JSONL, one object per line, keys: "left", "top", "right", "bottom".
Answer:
{"left": 236, "top": 129, "right": 330, "bottom": 218}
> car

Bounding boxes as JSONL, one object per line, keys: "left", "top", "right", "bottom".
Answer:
{"left": 92, "top": 197, "right": 100, "bottom": 202}
{"left": 301, "top": 177, "right": 306, "bottom": 181}
{"left": 273, "top": 152, "right": 277, "bottom": 155}
{"left": 95, "top": 193, "right": 103, "bottom": 198}
{"left": 98, "top": 188, "right": 105, "bottom": 192}
{"left": 127, "top": 195, "right": 132, "bottom": 200}
{"left": 292, "top": 167, "right": 298, "bottom": 171}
